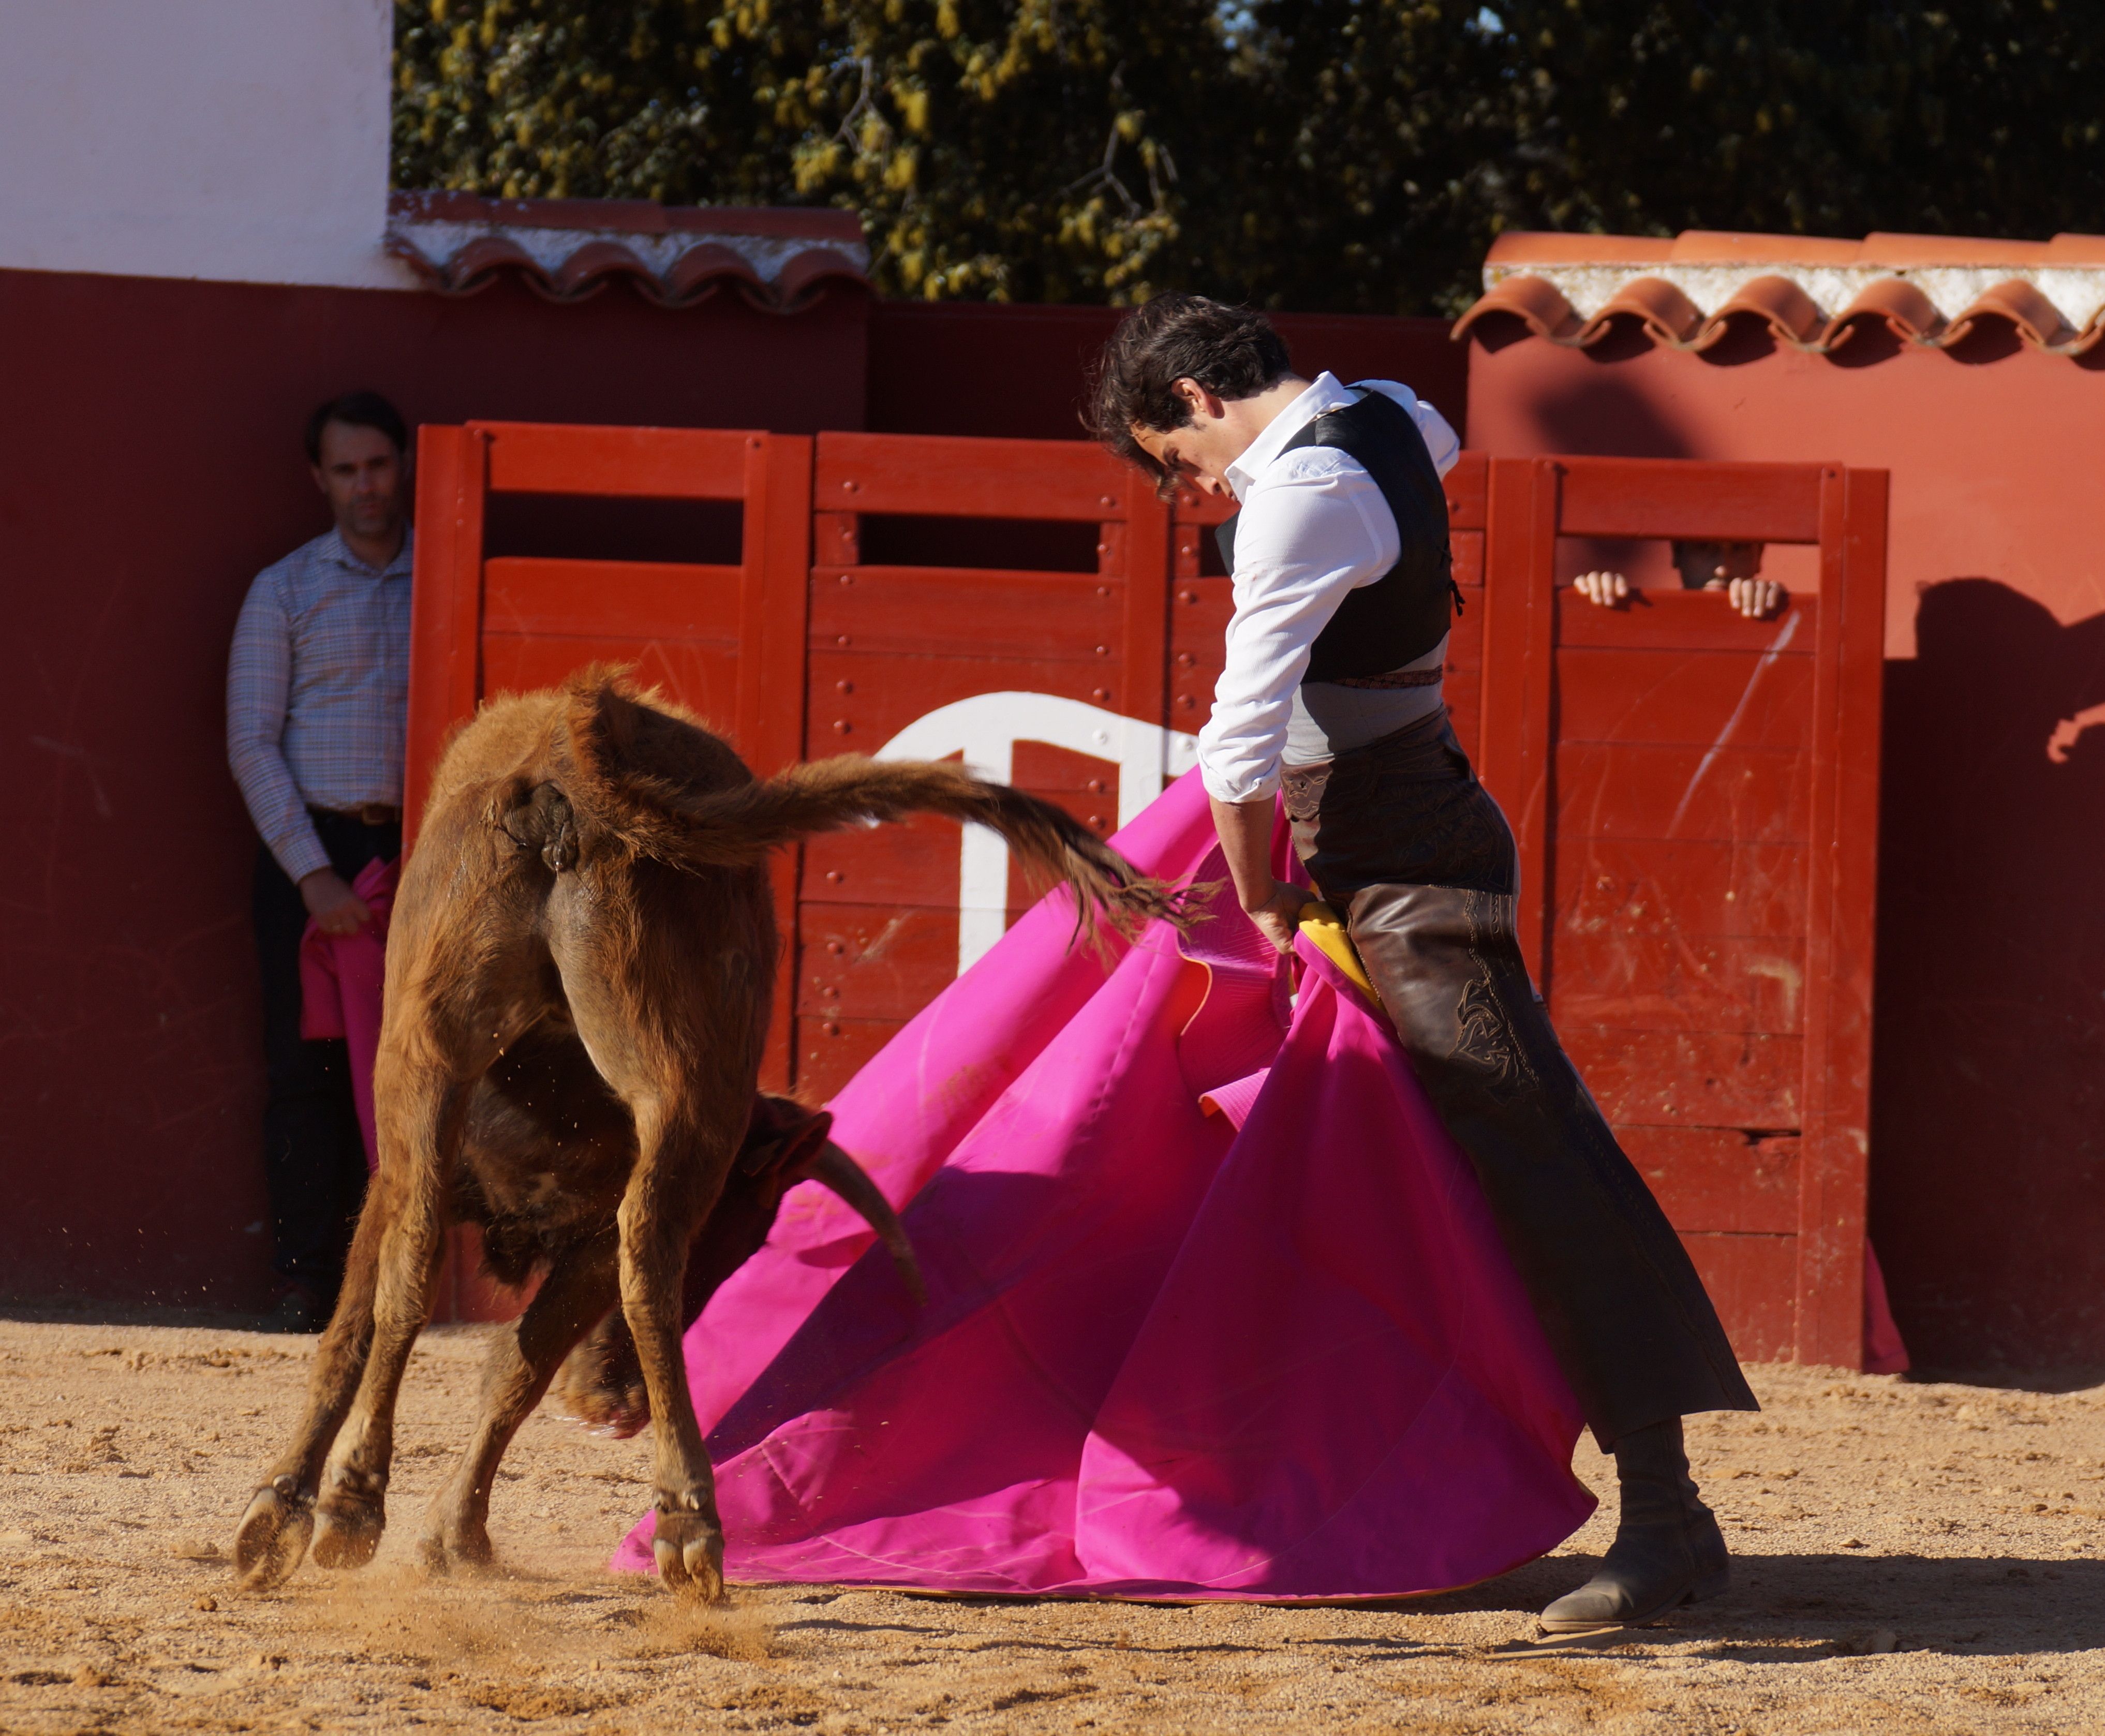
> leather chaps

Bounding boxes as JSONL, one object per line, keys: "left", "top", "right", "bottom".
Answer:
{"left": 1282, "top": 708, "right": 1758, "bottom": 1447}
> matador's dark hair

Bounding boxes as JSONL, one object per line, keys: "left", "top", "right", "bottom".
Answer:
{"left": 1085, "top": 294, "right": 1293, "bottom": 493}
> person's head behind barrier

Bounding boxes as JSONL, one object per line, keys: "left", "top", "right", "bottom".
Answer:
{"left": 1088, "top": 295, "right": 1294, "bottom": 495}
{"left": 304, "top": 391, "right": 410, "bottom": 554}
{"left": 303, "top": 390, "right": 408, "bottom": 466}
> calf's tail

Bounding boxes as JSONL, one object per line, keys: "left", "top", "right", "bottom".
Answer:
{"left": 561, "top": 671, "right": 1193, "bottom": 945}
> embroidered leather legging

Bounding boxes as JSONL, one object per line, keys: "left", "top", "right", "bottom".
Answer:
{"left": 1282, "top": 708, "right": 1757, "bottom": 1447}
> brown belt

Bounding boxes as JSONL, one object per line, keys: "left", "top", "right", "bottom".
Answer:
{"left": 1329, "top": 664, "right": 1445, "bottom": 690}
{"left": 313, "top": 803, "right": 401, "bottom": 827}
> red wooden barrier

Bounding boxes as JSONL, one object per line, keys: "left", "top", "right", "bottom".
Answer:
{"left": 405, "top": 426, "right": 1886, "bottom": 1364}
{"left": 1475, "top": 456, "right": 1888, "bottom": 1369}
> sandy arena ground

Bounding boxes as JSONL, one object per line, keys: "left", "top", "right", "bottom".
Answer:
{"left": 2, "top": 1315, "right": 2101, "bottom": 1734}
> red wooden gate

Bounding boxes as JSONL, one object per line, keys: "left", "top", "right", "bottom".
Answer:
{"left": 1476, "top": 457, "right": 1888, "bottom": 1369}
{"left": 405, "top": 425, "right": 1885, "bottom": 1366}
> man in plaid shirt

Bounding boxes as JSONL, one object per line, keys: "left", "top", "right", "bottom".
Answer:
{"left": 227, "top": 392, "right": 412, "bottom": 1330}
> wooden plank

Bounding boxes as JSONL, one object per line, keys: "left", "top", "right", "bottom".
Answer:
{"left": 1794, "top": 465, "right": 1887, "bottom": 1368}
{"left": 404, "top": 424, "right": 485, "bottom": 848}
{"left": 1558, "top": 457, "right": 1825, "bottom": 544}
{"left": 1554, "top": 587, "right": 1816, "bottom": 654}
{"left": 1561, "top": 1028, "right": 1802, "bottom": 1131}
{"left": 816, "top": 432, "right": 1131, "bottom": 522}
{"left": 1554, "top": 646, "right": 1814, "bottom": 748}
{"left": 482, "top": 558, "right": 742, "bottom": 642}
{"left": 812, "top": 567, "right": 1125, "bottom": 660}
{"left": 803, "top": 812, "right": 964, "bottom": 907}
{"left": 795, "top": 1012, "right": 906, "bottom": 1103}
{"left": 1554, "top": 743, "right": 1808, "bottom": 844}
{"left": 739, "top": 434, "right": 814, "bottom": 1092}
{"left": 807, "top": 651, "right": 1128, "bottom": 750}
{"left": 1554, "top": 839, "right": 1808, "bottom": 940}
{"left": 1621, "top": 1127, "right": 1801, "bottom": 1235}
{"left": 1478, "top": 459, "right": 1556, "bottom": 981}
{"left": 1123, "top": 485, "right": 1172, "bottom": 746}
{"left": 1550, "top": 930, "right": 1810, "bottom": 1036}
{"left": 481, "top": 636, "right": 739, "bottom": 729}
{"left": 1679, "top": 1232, "right": 1798, "bottom": 1362}
{"left": 477, "top": 421, "right": 753, "bottom": 500}
{"left": 1443, "top": 451, "right": 1488, "bottom": 530}
{"left": 798, "top": 903, "right": 960, "bottom": 1023}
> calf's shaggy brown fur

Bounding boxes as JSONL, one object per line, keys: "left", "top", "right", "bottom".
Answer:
{"left": 233, "top": 670, "right": 1182, "bottom": 1599}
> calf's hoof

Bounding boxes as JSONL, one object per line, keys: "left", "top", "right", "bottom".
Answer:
{"left": 311, "top": 1492, "right": 388, "bottom": 1571}
{"left": 233, "top": 1479, "right": 315, "bottom": 1591}
{"left": 549, "top": 1340, "right": 650, "bottom": 1440}
{"left": 652, "top": 1504, "right": 725, "bottom": 1603}
{"left": 417, "top": 1517, "right": 495, "bottom": 1578}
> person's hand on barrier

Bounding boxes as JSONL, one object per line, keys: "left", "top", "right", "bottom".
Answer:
{"left": 1727, "top": 576, "right": 1787, "bottom": 619}
{"left": 1244, "top": 879, "right": 1311, "bottom": 957}
{"left": 301, "top": 868, "right": 373, "bottom": 936}
{"left": 1572, "top": 570, "right": 1629, "bottom": 609}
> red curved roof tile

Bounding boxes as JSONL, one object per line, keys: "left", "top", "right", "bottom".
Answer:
{"left": 1460, "top": 228, "right": 2105, "bottom": 361}
{"left": 1584, "top": 276, "right": 1704, "bottom": 347}
{"left": 1449, "top": 272, "right": 1584, "bottom": 343}
{"left": 1694, "top": 274, "right": 1827, "bottom": 349}
{"left": 384, "top": 190, "right": 869, "bottom": 313}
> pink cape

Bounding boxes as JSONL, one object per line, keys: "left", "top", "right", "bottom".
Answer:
{"left": 299, "top": 855, "right": 398, "bottom": 1175}
{"left": 613, "top": 770, "right": 1595, "bottom": 1598}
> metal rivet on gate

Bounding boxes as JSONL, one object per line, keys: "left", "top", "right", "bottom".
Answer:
{"left": 1176, "top": 652, "right": 1195, "bottom": 667}
{"left": 823, "top": 1021, "right": 841, "bottom": 1036}
{"left": 1094, "top": 645, "right": 1109, "bottom": 657}
{"left": 1086, "top": 779, "right": 1106, "bottom": 794}
{"left": 1096, "top": 543, "right": 1109, "bottom": 556}
{"left": 1089, "top": 815, "right": 1106, "bottom": 829}
{"left": 835, "top": 635, "right": 851, "bottom": 647}
{"left": 1179, "top": 590, "right": 1198, "bottom": 603}
{"left": 1178, "top": 694, "right": 1196, "bottom": 709}
{"left": 826, "top": 871, "right": 844, "bottom": 883}
{"left": 1092, "top": 688, "right": 1110, "bottom": 702}
{"left": 1096, "top": 585, "right": 1110, "bottom": 597}
{"left": 748, "top": 437, "right": 763, "bottom": 450}
{"left": 833, "top": 719, "right": 851, "bottom": 733}
{"left": 827, "top": 940, "right": 846, "bottom": 955}
{"left": 1099, "top": 495, "right": 1116, "bottom": 508}
{"left": 842, "top": 479, "right": 860, "bottom": 493}
{"left": 835, "top": 679, "right": 854, "bottom": 694}
{"left": 838, "top": 573, "right": 854, "bottom": 585}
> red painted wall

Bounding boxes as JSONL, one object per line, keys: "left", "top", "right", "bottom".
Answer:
{"left": 1466, "top": 328, "right": 2105, "bottom": 1368}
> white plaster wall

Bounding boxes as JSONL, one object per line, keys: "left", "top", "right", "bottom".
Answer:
{"left": 0, "top": 0, "right": 417, "bottom": 289}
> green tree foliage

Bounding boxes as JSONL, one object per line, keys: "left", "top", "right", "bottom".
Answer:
{"left": 393, "top": 1, "right": 2105, "bottom": 316}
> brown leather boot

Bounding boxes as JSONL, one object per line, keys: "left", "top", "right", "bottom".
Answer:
{"left": 1539, "top": 1418, "right": 1730, "bottom": 1634}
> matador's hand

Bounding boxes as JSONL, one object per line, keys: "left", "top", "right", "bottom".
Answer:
{"left": 1244, "top": 879, "right": 1310, "bottom": 957}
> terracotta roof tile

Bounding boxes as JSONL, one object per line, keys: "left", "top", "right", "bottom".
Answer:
{"left": 383, "top": 190, "right": 869, "bottom": 311}
{"left": 1458, "top": 229, "right": 2105, "bottom": 359}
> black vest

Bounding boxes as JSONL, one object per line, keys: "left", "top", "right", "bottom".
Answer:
{"left": 1212, "top": 390, "right": 1456, "bottom": 681}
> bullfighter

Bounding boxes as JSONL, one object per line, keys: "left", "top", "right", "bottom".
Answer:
{"left": 1090, "top": 295, "right": 1760, "bottom": 1635}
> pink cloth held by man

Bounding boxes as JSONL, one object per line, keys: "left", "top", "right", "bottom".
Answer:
{"left": 613, "top": 769, "right": 1599, "bottom": 1599}
{"left": 298, "top": 853, "right": 398, "bottom": 1175}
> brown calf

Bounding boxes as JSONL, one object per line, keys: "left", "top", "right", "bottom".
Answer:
{"left": 231, "top": 670, "right": 1180, "bottom": 1599}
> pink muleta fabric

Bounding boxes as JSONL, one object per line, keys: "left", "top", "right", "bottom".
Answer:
{"left": 299, "top": 854, "right": 398, "bottom": 1175}
{"left": 612, "top": 770, "right": 1594, "bottom": 1598}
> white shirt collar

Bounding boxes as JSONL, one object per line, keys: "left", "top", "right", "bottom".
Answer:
{"left": 1223, "top": 371, "right": 1360, "bottom": 502}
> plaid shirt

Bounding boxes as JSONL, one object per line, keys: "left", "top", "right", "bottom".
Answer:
{"left": 227, "top": 527, "right": 413, "bottom": 883}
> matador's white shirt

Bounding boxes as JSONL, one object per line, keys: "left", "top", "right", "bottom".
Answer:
{"left": 1197, "top": 372, "right": 1460, "bottom": 805}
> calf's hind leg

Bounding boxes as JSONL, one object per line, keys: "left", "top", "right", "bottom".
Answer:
{"left": 233, "top": 1186, "right": 388, "bottom": 1590}
{"left": 418, "top": 1229, "right": 619, "bottom": 1574}
{"left": 307, "top": 1061, "right": 465, "bottom": 1570}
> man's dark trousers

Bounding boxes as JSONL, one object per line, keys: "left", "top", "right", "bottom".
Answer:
{"left": 1282, "top": 708, "right": 1759, "bottom": 1448}
{"left": 251, "top": 809, "right": 400, "bottom": 1309}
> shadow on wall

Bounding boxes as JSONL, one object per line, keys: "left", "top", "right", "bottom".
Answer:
{"left": 1873, "top": 579, "right": 2105, "bottom": 1367}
